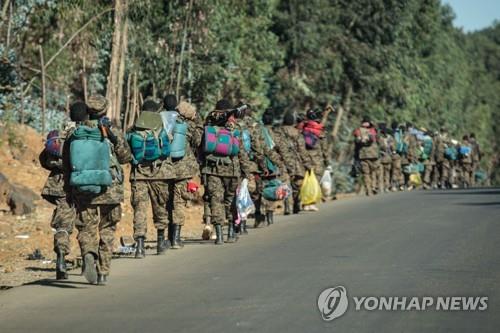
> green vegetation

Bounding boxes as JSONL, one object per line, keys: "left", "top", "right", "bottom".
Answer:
{"left": 0, "top": 0, "right": 499, "bottom": 182}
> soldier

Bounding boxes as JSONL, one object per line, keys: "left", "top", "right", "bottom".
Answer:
{"left": 469, "top": 133, "right": 482, "bottom": 186}
{"left": 434, "top": 127, "right": 451, "bottom": 189}
{"left": 403, "top": 122, "right": 419, "bottom": 190}
{"left": 260, "top": 108, "right": 286, "bottom": 225}
{"left": 64, "top": 95, "right": 132, "bottom": 285}
{"left": 391, "top": 122, "right": 405, "bottom": 191}
{"left": 236, "top": 103, "right": 270, "bottom": 230}
{"left": 353, "top": 116, "right": 380, "bottom": 196}
{"left": 458, "top": 135, "right": 473, "bottom": 188}
{"left": 39, "top": 102, "right": 84, "bottom": 279}
{"left": 377, "top": 123, "right": 394, "bottom": 193}
{"left": 274, "top": 111, "right": 311, "bottom": 214}
{"left": 201, "top": 99, "right": 252, "bottom": 244}
{"left": 301, "top": 108, "right": 329, "bottom": 210}
{"left": 420, "top": 130, "right": 436, "bottom": 190}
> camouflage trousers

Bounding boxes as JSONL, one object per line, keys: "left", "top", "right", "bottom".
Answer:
{"left": 205, "top": 175, "right": 238, "bottom": 225}
{"left": 131, "top": 179, "right": 189, "bottom": 239}
{"left": 360, "top": 159, "right": 381, "bottom": 195}
{"left": 461, "top": 162, "right": 473, "bottom": 187}
{"left": 423, "top": 160, "right": 436, "bottom": 186}
{"left": 381, "top": 162, "right": 392, "bottom": 190}
{"left": 75, "top": 204, "right": 121, "bottom": 276}
{"left": 290, "top": 175, "right": 303, "bottom": 208}
{"left": 391, "top": 155, "right": 404, "bottom": 187}
{"left": 436, "top": 160, "right": 451, "bottom": 185}
{"left": 50, "top": 197, "right": 76, "bottom": 254}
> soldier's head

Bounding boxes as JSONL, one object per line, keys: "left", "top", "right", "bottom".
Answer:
{"left": 283, "top": 111, "right": 296, "bottom": 126}
{"left": 440, "top": 127, "right": 448, "bottom": 134}
{"left": 405, "top": 122, "right": 413, "bottom": 130}
{"left": 163, "top": 94, "right": 178, "bottom": 111}
{"left": 70, "top": 101, "right": 89, "bottom": 123}
{"left": 361, "top": 115, "right": 371, "bottom": 128}
{"left": 378, "top": 122, "right": 387, "bottom": 134}
{"left": 306, "top": 108, "right": 321, "bottom": 122}
{"left": 142, "top": 100, "right": 161, "bottom": 113}
{"left": 391, "top": 121, "right": 399, "bottom": 131}
{"left": 87, "top": 94, "right": 108, "bottom": 120}
{"left": 262, "top": 108, "right": 274, "bottom": 125}
{"left": 208, "top": 99, "right": 233, "bottom": 125}
{"left": 462, "top": 135, "right": 469, "bottom": 142}
{"left": 470, "top": 132, "right": 476, "bottom": 139}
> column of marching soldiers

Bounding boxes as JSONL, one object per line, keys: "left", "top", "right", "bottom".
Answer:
{"left": 39, "top": 94, "right": 482, "bottom": 285}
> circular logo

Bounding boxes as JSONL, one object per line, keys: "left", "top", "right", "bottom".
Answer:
{"left": 317, "top": 286, "right": 348, "bottom": 321}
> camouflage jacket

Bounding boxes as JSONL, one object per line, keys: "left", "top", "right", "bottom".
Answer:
{"left": 379, "top": 134, "right": 395, "bottom": 164}
{"left": 200, "top": 120, "right": 253, "bottom": 178}
{"left": 262, "top": 124, "right": 287, "bottom": 175}
{"left": 40, "top": 123, "right": 75, "bottom": 199}
{"left": 274, "top": 125, "right": 311, "bottom": 177}
{"left": 434, "top": 134, "right": 448, "bottom": 163}
{"left": 405, "top": 132, "right": 419, "bottom": 163}
{"left": 305, "top": 129, "right": 330, "bottom": 176}
{"left": 237, "top": 117, "right": 267, "bottom": 174}
{"left": 63, "top": 122, "right": 132, "bottom": 206}
{"left": 354, "top": 126, "right": 379, "bottom": 160}
{"left": 130, "top": 116, "right": 203, "bottom": 181}
{"left": 470, "top": 138, "right": 481, "bottom": 163}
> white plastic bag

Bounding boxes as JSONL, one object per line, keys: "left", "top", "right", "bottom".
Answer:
{"left": 236, "top": 178, "right": 255, "bottom": 220}
{"left": 159, "top": 111, "right": 178, "bottom": 136}
{"left": 320, "top": 167, "right": 333, "bottom": 197}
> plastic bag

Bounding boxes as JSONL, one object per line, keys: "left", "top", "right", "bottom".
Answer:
{"left": 159, "top": 111, "right": 178, "bottom": 136}
{"left": 299, "top": 170, "right": 322, "bottom": 205}
{"left": 320, "top": 168, "right": 332, "bottom": 197}
{"left": 409, "top": 173, "right": 422, "bottom": 186}
{"left": 236, "top": 178, "right": 255, "bottom": 220}
{"left": 262, "top": 179, "right": 292, "bottom": 201}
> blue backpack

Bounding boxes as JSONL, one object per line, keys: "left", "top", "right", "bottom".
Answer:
{"left": 127, "top": 129, "right": 170, "bottom": 164}
{"left": 394, "top": 129, "right": 408, "bottom": 154}
{"left": 444, "top": 146, "right": 458, "bottom": 160}
{"left": 69, "top": 126, "right": 113, "bottom": 194}
{"left": 261, "top": 126, "right": 278, "bottom": 174}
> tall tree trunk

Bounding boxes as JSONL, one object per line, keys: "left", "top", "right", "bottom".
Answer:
{"left": 106, "top": 0, "right": 126, "bottom": 124}
{"left": 115, "top": 15, "right": 128, "bottom": 127}
{"left": 39, "top": 45, "right": 47, "bottom": 136}
{"left": 175, "top": 0, "right": 193, "bottom": 98}
{"left": 331, "top": 83, "right": 352, "bottom": 140}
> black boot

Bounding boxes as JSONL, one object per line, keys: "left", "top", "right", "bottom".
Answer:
{"left": 157, "top": 229, "right": 170, "bottom": 255}
{"left": 55, "top": 248, "right": 68, "bottom": 280}
{"left": 266, "top": 212, "right": 274, "bottom": 225}
{"left": 227, "top": 222, "right": 238, "bottom": 243}
{"left": 135, "top": 236, "right": 146, "bottom": 258}
{"left": 293, "top": 200, "right": 301, "bottom": 214}
{"left": 284, "top": 198, "right": 291, "bottom": 215}
{"left": 254, "top": 210, "right": 264, "bottom": 228}
{"left": 214, "top": 224, "right": 224, "bottom": 245}
{"left": 171, "top": 225, "right": 184, "bottom": 249}
{"left": 241, "top": 220, "right": 248, "bottom": 235}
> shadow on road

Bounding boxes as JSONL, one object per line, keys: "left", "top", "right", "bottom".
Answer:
{"left": 23, "top": 278, "right": 91, "bottom": 289}
{"left": 424, "top": 188, "right": 500, "bottom": 195}
{"left": 456, "top": 202, "right": 500, "bottom": 206}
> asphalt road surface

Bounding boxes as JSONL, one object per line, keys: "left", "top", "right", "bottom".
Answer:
{"left": 1, "top": 188, "right": 499, "bottom": 333}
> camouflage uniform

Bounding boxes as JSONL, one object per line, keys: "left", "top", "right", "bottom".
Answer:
{"left": 201, "top": 120, "right": 252, "bottom": 226}
{"left": 353, "top": 126, "right": 380, "bottom": 196}
{"left": 274, "top": 125, "right": 311, "bottom": 211}
{"left": 130, "top": 115, "right": 202, "bottom": 238}
{"left": 64, "top": 122, "right": 132, "bottom": 276}
{"left": 40, "top": 125, "right": 76, "bottom": 255}
{"left": 304, "top": 123, "right": 329, "bottom": 177}
{"left": 422, "top": 136, "right": 437, "bottom": 188}
{"left": 378, "top": 134, "right": 394, "bottom": 191}
{"left": 459, "top": 140, "right": 473, "bottom": 187}
{"left": 470, "top": 137, "right": 481, "bottom": 186}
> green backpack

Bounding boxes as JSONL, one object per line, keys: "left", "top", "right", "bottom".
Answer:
{"left": 69, "top": 126, "right": 112, "bottom": 194}
{"left": 262, "top": 126, "right": 278, "bottom": 174}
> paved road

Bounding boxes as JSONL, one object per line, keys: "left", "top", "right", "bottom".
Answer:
{"left": 1, "top": 188, "right": 499, "bottom": 332}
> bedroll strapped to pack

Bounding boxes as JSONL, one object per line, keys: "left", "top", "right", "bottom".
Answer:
{"left": 403, "top": 163, "right": 424, "bottom": 174}
{"left": 69, "top": 126, "right": 112, "bottom": 194}
{"left": 394, "top": 129, "right": 408, "bottom": 154}
{"left": 204, "top": 126, "right": 240, "bottom": 156}
{"left": 459, "top": 145, "right": 471, "bottom": 157}
{"left": 45, "top": 130, "right": 63, "bottom": 157}
{"left": 170, "top": 121, "right": 188, "bottom": 159}
{"left": 302, "top": 121, "right": 323, "bottom": 149}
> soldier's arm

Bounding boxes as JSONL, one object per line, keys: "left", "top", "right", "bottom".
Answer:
{"left": 238, "top": 145, "right": 253, "bottom": 179}
{"left": 113, "top": 133, "right": 133, "bottom": 164}
{"left": 188, "top": 119, "right": 203, "bottom": 150}
{"left": 250, "top": 127, "right": 267, "bottom": 172}
{"left": 39, "top": 149, "right": 63, "bottom": 171}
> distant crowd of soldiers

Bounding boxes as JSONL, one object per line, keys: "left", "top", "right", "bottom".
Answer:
{"left": 39, "top": 95, "right": 331, "bottom": 285}
{"left": 352, "top": 116, "right": 483, "bottom": 196}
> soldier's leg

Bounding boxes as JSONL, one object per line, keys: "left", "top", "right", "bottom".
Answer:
{"left": 383, "top": 163, "right": 391, "bottom": 191}
{"left": 51, "top": 197, "right": 75, "bottom": 255}
{"left": 76, "top": 205, "right": 99, "bottom": 284}
{"left": 170, "top": 178, "right": 189, "bottom": 248}
{"left": 292, "top": 176, "right": 303, "bottom": 214}
{"left": 360, "top": 160, "right": 372, "bottom": 196}
{"left": 149, "top": 180, "right": 170, "bottom": 253}
{"left": 253, "top": 175, "right": 265, "bottom": 226}
{"left": 223, "top": 177, "right": 239, "bottom": 242}
{"left": 131, "top": 181, "right": 149, "bottom": 240}
{"left": 207, "top": 175, "right": 225, "bottom": 244}
{"left": 97, "top": 204, "right": 121, "bottom": 282}
{"left": 423, "top": 161, "right": 432, "bottom": 189}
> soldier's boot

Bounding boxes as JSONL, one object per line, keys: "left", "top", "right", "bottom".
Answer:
{"left": 97, "top": 274, "right": 108, "bottom": 286}
{"left": 171, "top": 225, "right": 184, "bottom": 249}
{"left": 157, "top": 230, "right": 170, "bottom": 255}
{"left": 135, "top": 236, "right": 146, "bottom": 258}
{"left": 241, "top": 220, "right": 248, "bottom": 235}
{"left": 293, "top": 200, "right": 301, "bottom": 214}
{"left": 226, "top": 222, "right": 238, "bottom": 243}
{"left": 214, "top": 224, "right": 224, "bottom": 245}
{"left": 284, "top": 198, "right": 291, "bottom": 215}
{"left": 266, "top": 212, "right": 274, "bottom": 226}
{"left": 254, "top": 210, "right": 264, "bottom": 228}
{"left": 55, "top": 248, "right": 68, "bottom": 280}
{"left": 82, "top": 252, "right": 98, "bottom": 285}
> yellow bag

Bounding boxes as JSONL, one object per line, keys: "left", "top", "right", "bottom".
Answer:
{"left": 409, "top": 173, "right": 422, "bottom": 186}
{"left": 299, "top": 170, "right": 322, "bottom": 205}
